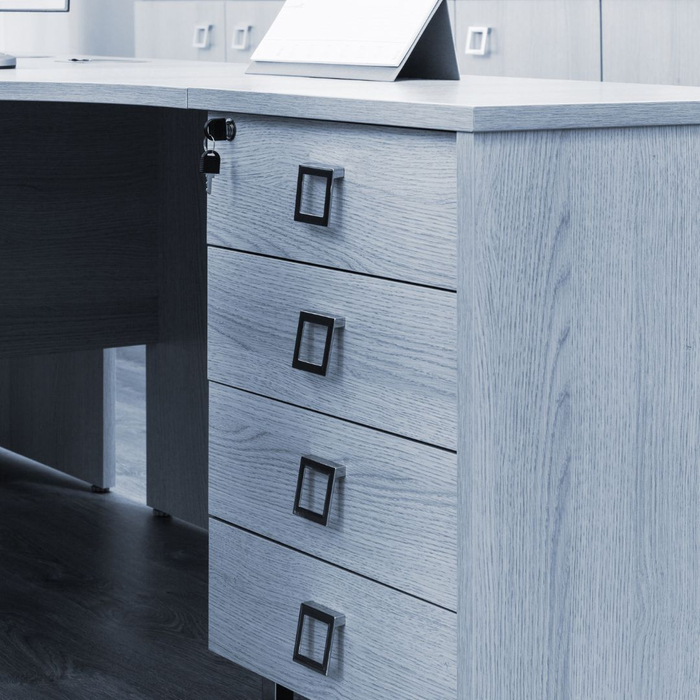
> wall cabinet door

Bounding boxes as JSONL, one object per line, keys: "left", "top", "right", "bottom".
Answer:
{"left": 602, "top": 0, "right": 700, "bottom": 85}
{"left": 454, "top": 0, "right": 601, "bottom": 80}
{"left": 135, "top": 1, "right": 226, "bottom": 62}
{"left": 224, "top": 1, "right": 283, "bottom": 63}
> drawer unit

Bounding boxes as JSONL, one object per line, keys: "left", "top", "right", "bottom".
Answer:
{"left": 208, "top": 249, "right": 457, "bottom": 450}
{"left": 454, "top": 0, "right": 601, "bottom": 80}
{"left": 135, "top": 1, "right": 227, "bottom": 62}
{"left": 210, "top": 520, "right": 457, "bottom": 700}
{"left": 208, "top": 114, "right": 457, "bottom": 290}
{"left": 225, "top": 1, "right": 283, "bottom": 63}
{"left": 209, "top": 384, "right": 457, "bottom": 610}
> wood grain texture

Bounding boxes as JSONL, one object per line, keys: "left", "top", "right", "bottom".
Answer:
{"left": 0, "top": 101, "right": 160, "bottom": 357}
{"left": 456, "top": 131, "right": 473, "bottom": 700}
{"left": 188, "top": 65, "right": 700, "bottom": 132}
{"left": 4, "top": 59, "right": 700, "bottom": 133}
{"left": 0, "top": 453, "right": 263, "bottom": 700}
{"left": 455, "top": 0, "right": 601, "bottom": 80}
{"left": 209, "top": 384, "right": 457, "bottom": 610}
{"left": 0, "top": 59, "right": 189, "bottom": 109}
{"left": 602, "top": 0, "right": 700, "bottom": 86}
{"left": 208, "top": 114, "right": 457, "bottom": 289}
{"left": 0, "top": 350, "right": 116, "bottom": 488}
{"left": 208, "top": 249, "right": 457, "bottom": 450}
{"left": 458, "top": 126, "right": 700, "bottom": 699}
{"left": 209, "top": 520, "right": 457, "bottom": 700}
{"left": 146, "top": 108, "right": 209, "bottom": 529}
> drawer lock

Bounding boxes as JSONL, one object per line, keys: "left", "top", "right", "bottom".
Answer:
{"left": 292, "top": 311, "right": 345, "bottom": 377}
{"left": 294, "top": 164, "right": 344, "bottom": 227}
{"left": 293, "top": 455, "right": 346, "bottom": 527}
{"left": 293, "top": 601, "right": 346, "bottom": 676}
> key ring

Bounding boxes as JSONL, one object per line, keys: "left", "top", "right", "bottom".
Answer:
{"left": 203, "top": 135, "right": 216, "bottom": 153}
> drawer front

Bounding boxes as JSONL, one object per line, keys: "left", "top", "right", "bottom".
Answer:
{"left": 209, "top": 384, "right": 457, "bottom": 610}
{"left": 210, "top": 521, "right": 457, "bottom": 700}
{"left": 208, "top": 249, "right": 457, "bottom": 450}
{"left": 207, "top": 114, "right": 457, "bottom": 290}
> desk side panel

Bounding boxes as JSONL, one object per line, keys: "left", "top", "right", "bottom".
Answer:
{"left": 0, "top": 349, "right": 116, "bottom": 489}
{"left": 146, "top": 108, "right": 209, "bottom": 529}
{"left": 458, "top": 126, "right": 700, "bottom": 699}
{"left": 0, "top": 101, "right": 163, "bottom": 490}
{"left": 0, "top": 363, "right": 10, "bottom": 448}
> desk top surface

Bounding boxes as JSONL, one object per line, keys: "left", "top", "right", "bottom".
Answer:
{"left": 4, "top": 57, "right": 700, "bottom": 132}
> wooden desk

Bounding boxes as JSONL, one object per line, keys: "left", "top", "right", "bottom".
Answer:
{"left": 0, "top": 58, "right": 698, "bottom": 700}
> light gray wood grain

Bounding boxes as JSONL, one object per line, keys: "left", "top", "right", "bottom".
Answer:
{"left": 208, "top": 114, "right": 457, "bottom": 289}
{"left": 602, "top": 0, "right": 700, "bottom": 86}
{"left": 570, "top": 125, "right": 700, "bottom": 700}
{"left": 147, "top": 108, "right": 209, "bottom": 529}
{"left": 0, "top": 102, "right": 160, "bottom": 357}
{"left": 209, "top": 520, "right": 457, "bottom": 700}
{"left": 208, "top": 250, "right": 457, "bottom": 450}
{"left": 187, "top": 64, "right": 700, "bottom": 132}
{"left": 4, "top": 59, "right": 700, "bottom": 133}
{"left": 458, "top": 126, "right": 700, "bottom": 699}
{"left": 209, "top": 384, "right": 457, "bottom": 610}
{"left": 0, "top": 59, "right": 188, "bottom": 108}
{"left": 0, "top": 350, "right": 116, "bottom": 488}
{"left": 193, "top": 76, "right": 700, "bottom": 133}
{"left": 455, "top": 0, "right": 601, "bottom": 80}
{"left": 456, "top": 131, "right": 472, "bottom": 700}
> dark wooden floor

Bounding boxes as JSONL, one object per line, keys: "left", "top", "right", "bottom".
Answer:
{"left": 0, "top": 450, "right": 262, "bottom": 700}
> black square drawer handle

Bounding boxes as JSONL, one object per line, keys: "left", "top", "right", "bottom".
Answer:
{"left": 292, "top": 311, "right": 345, "bottom": 377}
{"left": 294, "top": 164, "right": 345, "bottom": 227}
{"left": 293, "top": 455, "right": 346, "bottom": 527}
{"left": 293, "top": 601, "right": 346, "bottom": 676}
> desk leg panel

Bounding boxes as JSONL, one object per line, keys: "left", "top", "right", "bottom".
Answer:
{"left": 0, "top": 349, "right": 116, "bottom": 489}
{"left": 146, "top": 109, "right": 208, "bottom": 529}
{"left": 0, "top": 361, "right": 10, "bottom": 448}
{"left": 0, "top": 102, "right": 162, "bottom": 356}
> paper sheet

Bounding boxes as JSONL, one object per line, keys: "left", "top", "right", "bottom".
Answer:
{"left": 251, "top": 0, "right": 440, "bottom": 67}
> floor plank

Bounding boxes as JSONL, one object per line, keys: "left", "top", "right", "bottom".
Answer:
{"left": 0, "top": 451, "right": 262, "bottom": 700}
